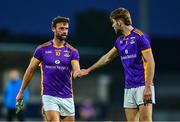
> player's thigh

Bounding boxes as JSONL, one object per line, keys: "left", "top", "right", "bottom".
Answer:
{"left": 45, "top": 110, "right": 60, "bottom": 121}
{"left": 60, "top": 98, "right": 75, "bottom": 116}
{"left": 124, "top": 108, "right": 139, "bottom": 122}
{"left": 62, "top": 116, "right": 75, "bottom": 122}
{"left": 42, "top": 95, "right": 61, "bottom": 121}
{"left": 124, "top": 88, "right": 137, "bottom": 108}
{"left": 139, "top": 104, "right": 153, "bottom": 121}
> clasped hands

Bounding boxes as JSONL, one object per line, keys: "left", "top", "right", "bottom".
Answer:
{"left": 73, "top": 69, "right": 89, "bottom": 79}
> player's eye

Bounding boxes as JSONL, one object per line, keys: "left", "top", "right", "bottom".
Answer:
{"left": 60, "top": 27, "right": 68, "bottom": 30}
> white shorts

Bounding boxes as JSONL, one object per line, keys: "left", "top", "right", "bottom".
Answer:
{"left": 124, "top": 86, "right": 155, "bottom": 108}
{"left": 42, "top": 95, "right": 75, "bottom": 116}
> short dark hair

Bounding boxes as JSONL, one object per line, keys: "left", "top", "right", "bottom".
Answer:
{"left": 51, "top": 16, "right": 70, "bottom": 28}
{"left": 110, "top": 8, "right": 132, "bottom": 25}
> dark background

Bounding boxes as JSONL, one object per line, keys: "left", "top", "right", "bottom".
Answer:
{"left": 0, "top": 0, "right": 180, "bottom": 121}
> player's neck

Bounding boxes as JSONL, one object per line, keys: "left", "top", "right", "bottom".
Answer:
{"left": 122, "top": 25, "right": 134, "bottom": 36}
{"left": 53, "top": 38, "right": 65, "bottom": 47}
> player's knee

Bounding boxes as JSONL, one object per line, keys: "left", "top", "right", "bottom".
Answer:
{"left": 44, "top": 113, "right": 60, "bottom": 122}
{"left": 140, "top": 114, "right": 152, "bottom": 121}
{"left": 46, "top": 117, "right": 59, "bottom": 122}
{"left": 127, "top": 117, "right": 139, "bottom": 121}
{"left": 125, "top": 114, "right": 139, "bottom": 121}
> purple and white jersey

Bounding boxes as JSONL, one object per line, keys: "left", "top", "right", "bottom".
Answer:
{"left": 33, "top": 40, "right": 79, "bottom": 98}
{"left": 114, "top": 28, "right": 152, "bottom": 88}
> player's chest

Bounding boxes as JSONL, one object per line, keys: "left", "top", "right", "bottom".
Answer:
{"left": 118, "top": 37, "right": 138, "bottom": 56}
{"left": 43, "top": 49, "right": 72, "bottom": 65}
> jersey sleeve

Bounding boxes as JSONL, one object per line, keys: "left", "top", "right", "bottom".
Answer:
{"left": 138, "top": 34, "right": 151, "bottom": 52}
{"left": 114, "top": 38, "right": 119, "bottom": 49}
{"left": 33, "top": 47, "right": 43, "bottom": 61}
{"left": 71, "top": 50, "right": 80, "bottom": 61}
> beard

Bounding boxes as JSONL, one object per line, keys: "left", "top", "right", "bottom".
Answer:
{"left": 56, "top": 34, "right": 67, "bottom": 41}
{"left": 115, "top": 28, "right": 123, "bottom": 37}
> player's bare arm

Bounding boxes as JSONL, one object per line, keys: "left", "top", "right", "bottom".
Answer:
{"left": 71, "top": 60, "right": 81, "bottom": 79}
{"left": 16, "top": 57, "right": 40, "bottom": 103}
{"left": 142, "top": 49, "right": 155, "bottom": 101}
{"left": 87, "top": 47, "right": 118, "bottom": 73}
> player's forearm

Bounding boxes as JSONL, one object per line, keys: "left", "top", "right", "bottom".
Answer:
{"left": 88, "top": 54, "right": 110, "bottom": 73}
{"left": 19, "top": 66, "right": 35, "bottom": 92}
{"left": 145, "top": 60, "right": 155, "bottom": 87}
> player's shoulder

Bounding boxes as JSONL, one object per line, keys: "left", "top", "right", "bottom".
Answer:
{"left": 65, "top": 43, "right": 77, "bottom": 51}
{"left": 36, "top": 41, "right": 52, "bottom": 49}
{"left": 133, "top": 28, "right": 144, "bottom": 36}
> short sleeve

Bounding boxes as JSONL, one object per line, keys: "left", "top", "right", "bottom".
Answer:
{"left": 114, "top": 38, "right": 119, "bottom": 49}
{"left": 71, "top": 50, "right": 80, "bottom": 61}
{"left": 33, "top": 47, "right": 43, "bottom": 61}
{"left": 138, "top": 34, "right": 151, "bottom": 51}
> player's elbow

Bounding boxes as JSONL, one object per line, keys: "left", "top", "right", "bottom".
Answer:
{"left": 151, "top": 59, "right": 155, "bottom": 68}
{"left": 148, "top": 59, "right": 155, "bottom": 70}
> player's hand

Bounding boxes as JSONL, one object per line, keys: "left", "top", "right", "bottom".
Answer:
{"left": 143, "top": 86, "right": 152, "bottom": 105}
{"left": 16, "top": 91, "right": 23, "bottom": 105}
{"left": 77, "top": 69, "right": 89, "bottom": 78}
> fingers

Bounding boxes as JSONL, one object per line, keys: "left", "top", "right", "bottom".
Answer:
{"left": 16, "top": 92, "right": 23, "bottom": 105}
{"left": 144, "top": 94, "right": 151, "bottom": 100}
{"left": 16, "top": 98, "right": 22, "bottom": 105}
{"left": 143, "top": 87, "right": 152, "bottom": 106}
{"left": 73, "top": 71, "right": 78, "bottom": 79}
{"left": 77, "top": 69, "right": 89, "bottom": 78}
{"left": 143, "top": 93, "right": 152, "bottom": 106}
{"left": 143, "top": 99, "right": 152, "bottom": 106}
{"left": 73, "top": 69, "right": 90, "bottom": 78}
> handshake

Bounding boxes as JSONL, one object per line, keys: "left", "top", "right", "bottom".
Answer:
{"left": 73, "top": 69, "right": 90, "bottom": 79}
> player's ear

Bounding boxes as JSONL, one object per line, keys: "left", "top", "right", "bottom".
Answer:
{"left": 52, "top": 27, "right": 55, "bottom": 32}
{"left": 117, "top": 19, "right": 123, "bottom": 27}
{"left": 116, "top": 19, "right": 120, "bottom": 25}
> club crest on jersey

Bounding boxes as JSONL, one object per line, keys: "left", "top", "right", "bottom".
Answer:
{"left": 55, "top": 50, "right": 61, "bottom": 56}
{"left": 55, "top": 60, "right": 60, "bottom": 64}
{"left": 130, "top": 37, "right": 135, "bottom": 44}
{"left": 64, "top": 50, "right": 70, "bottom": 57}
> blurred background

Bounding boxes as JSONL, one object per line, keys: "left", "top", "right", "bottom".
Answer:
{"left": 0, "top": 0, "right": 180, "bottom": 121}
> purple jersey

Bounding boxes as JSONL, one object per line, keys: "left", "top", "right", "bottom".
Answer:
{"left": 114, "top": 28, "right": 151, "bottom": 88}
{"left": 33, "top": 40, "right": 79, "bottom": 98}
